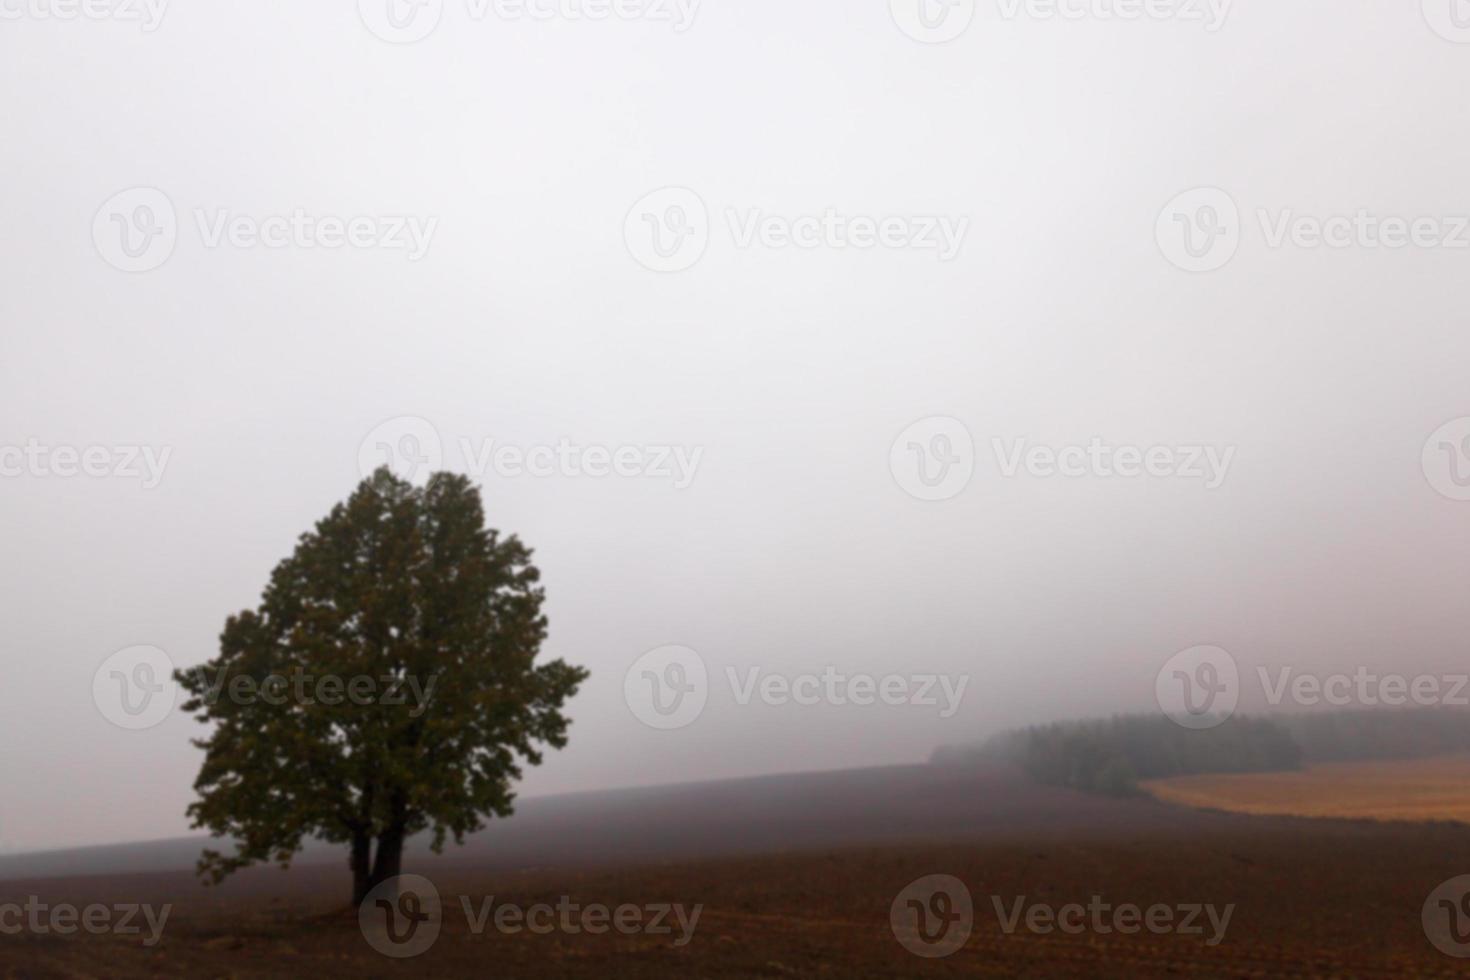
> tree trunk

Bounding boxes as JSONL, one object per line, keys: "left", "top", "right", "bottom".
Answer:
{"left": 368, "top": 823, "right": 405, "bottom": 896}
{"left": 350, "top": 831, "right": 372, "bottom": 908}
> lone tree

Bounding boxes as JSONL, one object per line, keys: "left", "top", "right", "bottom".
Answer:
{"left": 177, "top": 468, "right": 587, "bottom": 907}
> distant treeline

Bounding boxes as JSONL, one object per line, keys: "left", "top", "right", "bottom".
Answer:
{"left": 1280, "top": 708, "right": 1470, "bottom": 763}
{"left": 934, "top": 708, "right": 1470, "bottom": 796}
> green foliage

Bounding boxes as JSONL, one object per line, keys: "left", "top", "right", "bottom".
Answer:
{"left": 939, "top": 707, "right": 1470, "bottom": 797}
{"left": 1094, "top": 756, "right": 1139, "bottom": 797}
{"left": 1280, "top": 708, "right": 1470, "bottom": 763}
{"left": 943, "top": 714, "right": 1302, "bottom": 796}
{"left": 175, "top": 468, "right": 588, "bottom": 888}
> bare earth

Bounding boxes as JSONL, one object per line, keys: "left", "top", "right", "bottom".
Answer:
{"left": 5, "top": 764, "right": 1470, "bottom": 977}
{"left": 1142, "top": 755, "right": 1470, "bottom": 823}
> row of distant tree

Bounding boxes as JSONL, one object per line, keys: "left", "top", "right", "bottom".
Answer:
{"left": 933, "top": 708, "right": 1470, "bottom": 796}
{"left": 1282, "top": 708, "right": 1470, "bottom": 762}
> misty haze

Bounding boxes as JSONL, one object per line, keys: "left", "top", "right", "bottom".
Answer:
{"left": 4, "top": 1, "right": 1470, "bottom": 976}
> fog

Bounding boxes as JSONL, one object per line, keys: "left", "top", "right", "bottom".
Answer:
{"left": 2, "top": 0, "right": 1469, "bottom": 852}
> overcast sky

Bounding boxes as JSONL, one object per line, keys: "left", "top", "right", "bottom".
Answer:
{"left": 2, "top": 0, "right": 1469, "bottom": 852}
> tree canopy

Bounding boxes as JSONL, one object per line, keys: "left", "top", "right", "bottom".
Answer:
{"left": 176, "top": 468, "right": 588, "bottom": 904}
